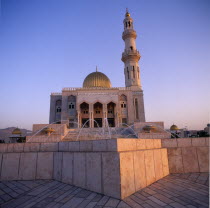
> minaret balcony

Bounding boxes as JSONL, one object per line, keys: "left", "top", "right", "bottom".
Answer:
{"left": 122, "top": 29, "right": 137, "bottom": 40}
{"left": 121, "top": 49, "right": 141, "bottom": 62}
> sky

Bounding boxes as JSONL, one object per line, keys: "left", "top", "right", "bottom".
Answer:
{"left": 0, "top": 0, "right": 210, "bottom": 130}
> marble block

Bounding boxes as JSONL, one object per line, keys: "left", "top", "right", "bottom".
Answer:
{"left": 1, "top": 153, "right": 20, "bottom": 180}
{"left": 19, "top": 153, "right": 37, "bottom": 180}
{"left": 36, "top": 152, "right": 53, "bottom": 179}
{"left": 62, "top": 152, "right": 73, "bottom": 184}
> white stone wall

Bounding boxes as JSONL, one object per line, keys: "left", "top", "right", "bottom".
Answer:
{"left": 50, "top": 87, "right": 146, "bottom": 127}
{"left": 0, "top": 139, "right": 169, "bottom": 199}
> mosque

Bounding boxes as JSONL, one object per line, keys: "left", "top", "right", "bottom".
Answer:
{"left": 49, "top": 10, "right": 146, "bottom": 129}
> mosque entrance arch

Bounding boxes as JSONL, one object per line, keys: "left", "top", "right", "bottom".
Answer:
{"left": 107, "top": 102, "right": 116, "bottom": 127}
{"left": 80, "top": 102, "right": 89, "bottom": 128}
{"left": 93, "top": 102, "right": 103, "bottom": 127}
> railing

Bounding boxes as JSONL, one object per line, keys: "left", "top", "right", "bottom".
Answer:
{"left": 62, "top": 87, "right": 132, "bottom": 91}
{"left": 122, "top": 49, "right": 140, "bottom": 56}
{"left": 51, "top": 87, "right": 142, "bottom": 95}
{"left": 51, "top": 92, "right": 62, "bottom": 95}
{"left": 122, "top": 29, "right": 136, "bottom": 36}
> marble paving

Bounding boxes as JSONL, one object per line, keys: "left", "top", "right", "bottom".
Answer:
{"left": 0, "top": 173, "right": 209, "bottom": 208}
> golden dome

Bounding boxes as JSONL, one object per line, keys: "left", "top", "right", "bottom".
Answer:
{"left": 12, "top": 128, "right": 22, "bottom": 135}
{"left": 170, "top": 124, "right": 179, "bottom": 131}
{"left": 126, "top": 12, "right": 130, "bottom": 17}
{"left": 44, "top": 127, "right": 55, "bottom": 133}
{"left": 83, "top": 72, "right": 111, "bottom": 88}
{"left": 143, "top": 125, "right": 157, "bottom": 133}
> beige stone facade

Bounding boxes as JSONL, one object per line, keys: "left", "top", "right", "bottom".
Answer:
{"left": 50, "top": 87, "right": 145, "bottom": 128}
{"left": 49, "top": 10, "right": 145, "bottom": 128}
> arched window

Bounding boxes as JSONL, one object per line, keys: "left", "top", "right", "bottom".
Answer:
{"left": 120, "top": 95, "right": 127, "bottom": 108}
{"left": 137, "top": 67, "right": 139, "bottom": 78}
{"left": 68, "top": 95, "right": 76, "bottom": 110}
{"left": 120, "top": 94, "right": 127, "bottom": 101}
{"left": 56, "top": 100, "right": 62, "bottom": 106}
{"left": 121, "top": 102, "right": 126, "bottom": 108}
{"left": 55, "top": 100, "right": 62, "bottom": 113}
{"left": 68, "top": 95, "right": 76, "bottom": 102}
{"left": 133, "top": 66, "right": 135, "bottom": 78}
{"left": 135, "top": 98, "right": 139, "bottom": 119}
{"left": 130, "top": 46, "right": 133, "bottom": 51}
{"left": 127, "top": 67, "right": 129, "bottom": 79}
{"left": 125, "top": 22, "right": 127, "bottom": 28}
{"left": 69, "top": 102, "right": 75, "bottom": 109}
{"left": 57, "top": 107, "right": 61, "bottom": 113}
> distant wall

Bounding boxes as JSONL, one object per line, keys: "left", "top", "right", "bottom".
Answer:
{"left": 162, "top": 137, "right": 209, "bottom": 173}
{"left": 138, "top": 132, "right": 170, "bottom": 139}
{"left": 134, "top": 121, "right": 165, "bottom": 129}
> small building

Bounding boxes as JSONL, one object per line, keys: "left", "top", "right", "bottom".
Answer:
{"left": 9, "top": 128, "right": 25, "bottom": 143}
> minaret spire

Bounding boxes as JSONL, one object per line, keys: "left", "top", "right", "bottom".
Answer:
{"left": 121, "top": 10, "right": 141, "bottom": 88}
{"left": 125, "top": 8, "right": 130, "bottom": 17}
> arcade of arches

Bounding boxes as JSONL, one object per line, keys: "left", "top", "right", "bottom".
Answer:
{"left": 79, "top": 101, "right": 117, "bottom": 128}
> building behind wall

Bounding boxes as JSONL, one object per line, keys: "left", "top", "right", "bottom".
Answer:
{"left": 49, "top": 10, "right": 146, "bottom": 128}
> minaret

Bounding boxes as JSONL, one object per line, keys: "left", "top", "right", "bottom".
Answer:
{"left": 121, "top": 9, "right": 141, "bottom": 88}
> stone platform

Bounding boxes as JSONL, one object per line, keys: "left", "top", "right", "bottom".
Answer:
{"left": 0, "top": 138, "right": 169, "bottom": 199}
{"left": 0, "top": 173, "right": 209, "bottom": 208}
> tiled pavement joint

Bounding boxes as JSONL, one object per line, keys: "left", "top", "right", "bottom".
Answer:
{"left": 0, "top": 173, "right": 209, "bottom": 208}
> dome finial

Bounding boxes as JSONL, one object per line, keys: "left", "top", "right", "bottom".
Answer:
{"left": 125, "top": 8, "right": 130, "bottom": 17}
{"left": 96, "top": 66, "right": 98, "bottom": 72}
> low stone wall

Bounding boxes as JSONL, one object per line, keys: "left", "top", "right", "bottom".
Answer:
{"left": 138, "top": 132, "right": 170, "bottom": 139}
{"left": 26, "top": 124, "right": 67, "bottom": 143}
{"left": 26, "top": 134, "right": 63, "bottom": 143}
{"left": 32, "top": 124, "right": 67, "bottom": 135}
{"left": 162, "top": 137, "right": 209, "bottom": 173}
{"left": 0, "top": 139, "right": 169, "bottom": 199}
{"left": 134, "top": 121, "right": 165, "bottom": 129}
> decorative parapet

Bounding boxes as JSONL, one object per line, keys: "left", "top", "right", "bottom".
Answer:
{"left": 51, "top": 92, "right": 62, "bottom": 95}
{"left": 121, "top": 49, "right": 141, "bottom": 62}
{"left": 52, "top": 87, "right": 143, "bottom": 92}
{"left": 122, "top": 29, "right": 137, "bottom": 40}
{"left": 62, "top": 87, "right": 133, "bottom": 92}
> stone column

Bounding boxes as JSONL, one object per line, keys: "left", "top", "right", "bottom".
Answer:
{"left": 77, "top": 110, "right": 81, "bottom": 128}
{"left": 89, "top": 104, "right": 93, "bottom": 128}
{"left": 115, "top": 104, "right": 119, "bottom": 127}
{"left": 103, "top": 104, "right": 107, "bottom": 127}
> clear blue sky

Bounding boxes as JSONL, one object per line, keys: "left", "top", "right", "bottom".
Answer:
{"left": 0, "top": 0, "right": 210, "bottom": 130}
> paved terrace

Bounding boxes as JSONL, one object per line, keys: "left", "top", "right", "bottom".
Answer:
{"left": 0, "top": 173, "right": 209, "bottom": 208}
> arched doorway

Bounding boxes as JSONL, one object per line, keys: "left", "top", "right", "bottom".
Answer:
{"left": 93, "top": 102, "right": 103, "bottom": 127}
{"left": 107, "top": 102, "right": 116, "bottom": 127}
{"left": 80, "top": 102, "right": 89, "bottom": 128}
